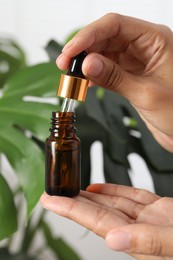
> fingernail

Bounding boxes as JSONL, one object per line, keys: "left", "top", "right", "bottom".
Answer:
{"left": 40, "top": 195, "right": 54, "bottom": 211}
{"left": 85, "top": 57, "right": 104, "bottom": 77}
{"left": 40, "top": 193, "right": 51, "bottom": 209}
{"left": 56, "top": 53, "right": 63, "bottom": 65}
{"left": 106, "top": 231, "right": 131, "bottom": 251}
{"left": 40, "top": 192, "right": 48, "bottom": 202}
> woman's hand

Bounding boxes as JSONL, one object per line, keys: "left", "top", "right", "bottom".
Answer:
{"left": 56, "top": 13, "right": 173, "bottom": 152}
{"left": 41, "top": 184, "right": 173, "bottom": 259}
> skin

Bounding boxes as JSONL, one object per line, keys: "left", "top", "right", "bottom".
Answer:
{"left": 41, "top": 184, "right": 173, "bottom": 260}
{"left": 41, "top": 13, "right": 173, "bottom": 259}
{"left": 56, "top": 13, "right": 173, "bottom": 153}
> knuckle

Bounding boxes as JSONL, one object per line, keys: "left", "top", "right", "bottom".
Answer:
{"left": 147, "top": 233, "right": 163, "bottom": 255}
{"left": 150, "top": 24, "right": 172, "bottom": 52}
{"left": 133, "top": 188, "right": 158, "bottom": 206}
{"left": 104, "top": 64, "right": 123, "bottom": 91}
{"left": 132, "top": 227, "right": 163, "bottom": 256}
{"left": 105, "top": 12, "right": 120, "bottom": 20}
{"left": 133, "top": 187, "right": 146, "bottom": 202}
{"left": 157, "top": 24, "right": 173, "bottom": 37}
{"left": 93, "top": 206, "right": 109, "bottom": 235}
{"left": 110, "top": 197, "right": 140, "bottom": 220}
{"left": 111, "top": 196, "right": 123, "bottom": 208}
{"left": 133, "top": 187, "right": 157, "bottom": 204}
{"left": 131, "top": 202, "right": 142, "bottom": 219}
{"left": 154, "top": 197, "right": 173, "bottom": 213}
{"left": 67, "top": 199, "right": 77, "bottom": 218}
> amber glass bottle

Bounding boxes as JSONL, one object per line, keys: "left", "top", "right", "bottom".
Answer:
{"left": 45, "top": 111, "right": 80, "bottom": 197}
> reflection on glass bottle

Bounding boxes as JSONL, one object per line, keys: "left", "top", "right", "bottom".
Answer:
{"left": 45, "top": 112, "right": 80, "bottom": 197}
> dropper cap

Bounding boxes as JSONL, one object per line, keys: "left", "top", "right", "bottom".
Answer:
{"left": 56, "top": 51, "right": 89, "bottom": 101}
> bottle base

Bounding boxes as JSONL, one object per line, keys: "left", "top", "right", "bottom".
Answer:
{"left": 46, "top": 187, "right": 80, "bottom": 197}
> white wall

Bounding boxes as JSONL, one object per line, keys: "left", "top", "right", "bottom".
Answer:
{"left": 1, "top": 0, "right": 173, "bottom": 65}
{"left": 1, "top": 1, "right": 173, "bottom": 259}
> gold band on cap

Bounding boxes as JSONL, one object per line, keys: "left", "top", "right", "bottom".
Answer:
{"left": 56, "top": 74, "right": 89, "bottom": 101}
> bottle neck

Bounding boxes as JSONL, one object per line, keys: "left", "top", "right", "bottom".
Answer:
{"left": 50, "top": 111, "right": 76, "bottom": 137}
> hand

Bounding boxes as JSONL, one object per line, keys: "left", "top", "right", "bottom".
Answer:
{"left": 41, "top": 184, "right": 173, "bottom": 260}
{"left": 56, "top": 13, "right": 173, "bottom": 152}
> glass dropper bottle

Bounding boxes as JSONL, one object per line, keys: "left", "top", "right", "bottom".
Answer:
{"left": 45, "top": 52, "right": 89, "bottom": 197}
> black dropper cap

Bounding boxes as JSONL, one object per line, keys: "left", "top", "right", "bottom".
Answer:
{"left": 66, "top": 51, "right": 87, "bottom": 79}
{"left": 56, "top": 51, "right": 89, "bottom": 101}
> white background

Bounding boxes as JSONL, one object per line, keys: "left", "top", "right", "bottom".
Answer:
{"left": 1, "top": 0, "right": 173, "bottom": 259}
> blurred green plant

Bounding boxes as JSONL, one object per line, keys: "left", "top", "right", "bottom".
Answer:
{"left": 0, "top": 37, "right": 81, "bottom": 259}
{"left": 0, "top": 38, "right": 26, "bottom": 86}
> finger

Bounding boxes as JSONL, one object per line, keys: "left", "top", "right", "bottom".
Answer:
{"left": 82, "top": 52, "right": 159, "bottom": 106}
{"left": 57, "top": 48, "right": 160, "bottom": 111}
{"left": 56, "top": 53, "right": 71, "bottom": 71}
{"left": 41, "top": 192, "right": 133, "bottom": 223}
{"left": 80, "top": 191, "right": 135, "bottom": 222}
{"left": 80, "top": 190, "right": 143, "bottom": 220}
{"left": 87, "top": 184, "right": 160, "bottom": 205}
{"left": 106, "top": 224, "right": 173, "bottom": 257}
{"left": 56, "top": 13, "right": 155, "bottom": 70}
{"left": 40, "top": 191, "right": 98, "bottom": 208}
{"left": 40, "top": 192, "right": 128, "bottom": 238}
{"left": 62, "top": 13, "right": 153, "bottom": 57}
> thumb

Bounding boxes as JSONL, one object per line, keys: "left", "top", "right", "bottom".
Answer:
{"left": 82, "top": 53, "right": 144, "bottom": 99}
{"left": 105, "top": 224, "right": 173, "bottom": 256}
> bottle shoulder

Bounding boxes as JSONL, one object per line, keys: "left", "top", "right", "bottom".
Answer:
{"left": 46, "top": 134, "right": 80, "bottom": 141}
{"left": 46, "top": 135, "right": 80, "bottom": 146}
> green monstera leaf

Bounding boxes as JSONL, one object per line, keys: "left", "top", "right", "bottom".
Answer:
{"left": 0, "top": 38, "right": 26, "bottom": 87}
{"left": 0, "top": 248, "right": 37, "bottom": 260}
{"left": 0, "top": 62, "right": 59, "bottom": 238}
{"left": 0, "top": 175, "right": 17, "bottom": 240}
{"left": 42, "top": 220, "right": 81, "bottom": 260}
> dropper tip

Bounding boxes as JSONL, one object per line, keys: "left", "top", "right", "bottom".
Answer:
{"left": 61, "top": 98, "right": 74, "bottom": 112}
